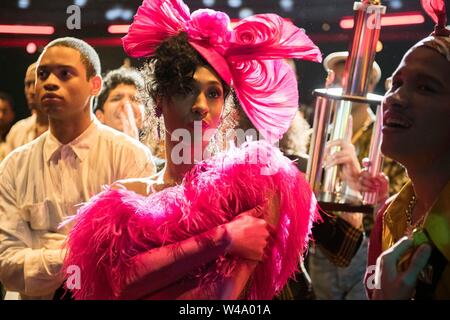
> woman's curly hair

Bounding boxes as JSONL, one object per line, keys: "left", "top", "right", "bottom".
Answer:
{"left": 140, "top": 32, "right": 237, "bottom": 160}
{"left": 143, "top": 32, "right": 229, "bottom": 101}
{"left": 139, "top": 32, "right": 263, "bottom": 162}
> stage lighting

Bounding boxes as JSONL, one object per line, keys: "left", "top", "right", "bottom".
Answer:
{"left": 121, "top": 9, "right": 133, "bottom": 20}
{"left": 339, "top": 12, "right": 424, "bottom": 29}
{"left": 280, "top": 0, "right": 294, "bottom": 12}
{"left": 26, "top": 42, "right": 37, "bottom": 54}
{"left": 239, "top": 8, "right": 254, "bottom": 19}
{"left": 105, "top": 7, "right": 122, "bottom": 21}
{"left": 228, "top": 0, "right": 242, "bottom": 8}
{"left": 18, "top": 0, "right": 30, "bottom": 9}
{"left": 390, "top": 0, "right": 403, "bottom": 10}
{"left": 202, "top": 0, "right": 216, "bottom": 7}
{"left": 74, "top": 0, "right": 87, "bottom": 7}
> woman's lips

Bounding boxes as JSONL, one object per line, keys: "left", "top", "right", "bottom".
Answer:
{"left": 192, "top": 120, "right": 211, "bottom": 131}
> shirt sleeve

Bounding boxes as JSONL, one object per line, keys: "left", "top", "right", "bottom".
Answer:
{"left": 311, "top": 211, "right": 364, "bottom": 268}
{"left": 4, "top": 121, "right": 20, "bottom": 152}
{"left": 0, "top": 142, "right": 10, "bottom": 163}
{"left": 0, "top": 159, "right": 65, "bottom": 297}
{"left": 118, "top": 143, "right": 156, "bottom": 179}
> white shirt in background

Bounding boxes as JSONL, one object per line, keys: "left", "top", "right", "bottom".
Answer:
{"left": 4, "top": 114, "right": 39, "bottom": 154}
{"left": 0, "top": 119, "right": 155, "bottom": 299}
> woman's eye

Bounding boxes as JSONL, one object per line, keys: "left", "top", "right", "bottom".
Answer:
{"left": 207, "top": 89, "right": 221, "bottom": 99}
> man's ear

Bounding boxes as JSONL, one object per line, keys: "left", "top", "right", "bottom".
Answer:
{"left": 95, "top": 109, "right": 105, "bottom": 123}
{"left": 90, "top": 75, "right": 102, "bottom": 96}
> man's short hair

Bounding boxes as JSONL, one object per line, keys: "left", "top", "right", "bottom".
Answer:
{"left": 94, "top": 68, "right": 144, "bottom": 112}
{"left": 0, "top": 91, "right": 14, "bottom": 109}
{"left": 42, "top": 37, "right": 101, "bottom": 79}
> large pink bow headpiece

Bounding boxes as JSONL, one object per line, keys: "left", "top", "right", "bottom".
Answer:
{"left": 123, "top": 0, "right": 322, "bottom": 142}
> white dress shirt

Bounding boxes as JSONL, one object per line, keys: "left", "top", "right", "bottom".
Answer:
{"left": 0, "top": 119, "right": 155, "bottom": 299}
{"left": 3, "top": 114, "right": 40, "bottom": 155}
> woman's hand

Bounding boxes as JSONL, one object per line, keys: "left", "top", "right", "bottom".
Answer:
{"left": 372, "top": 236, "right": 432, "bottom": 300}
{"left": 223, "top": 204, "right": 274, "bottom": 261}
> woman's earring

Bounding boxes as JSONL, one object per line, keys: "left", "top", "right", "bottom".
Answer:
{"left": 155, "top": 105, "right": 162, "bottom": 118}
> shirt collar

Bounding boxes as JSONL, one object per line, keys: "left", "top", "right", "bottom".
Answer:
{"left": 384, "top": 179, "right": 450, "bottom": 261}
{"left": 425, "top": 180, "right": 450, "bottom": 261}
{"left": 383, "top": 180, "right": 414, "bottom": 248}
{"left": 44, "top": 119, "right": 100, "bottom": 163}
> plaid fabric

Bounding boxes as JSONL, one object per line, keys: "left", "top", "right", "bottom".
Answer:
{"left": 276, "top": 214, "right": 364, "bottom": 299}
{"left": 312, "top": 211, "right": 364, "bottom": 268}
{"left": 275, "top": 260, "right": 315, "bottom": 300}
{"left": 275, "top": 270, "right": 315, "bottom": 300}
{"left": 286, "top": 153, "right": 364, "bottom": 268}
{"left": 309, "top": 119, "right": 406, "bottom": 268}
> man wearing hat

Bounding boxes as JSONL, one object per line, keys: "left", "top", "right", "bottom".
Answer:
{"left": 322, "top": 51, "right": 381, "bottom": 152}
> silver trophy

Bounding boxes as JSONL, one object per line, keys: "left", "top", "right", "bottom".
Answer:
{"left": 307, "top": 0, "right": 386, "bottom": 213}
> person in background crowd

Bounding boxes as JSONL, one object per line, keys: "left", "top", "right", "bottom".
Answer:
{"left": 2, "top": 62, "right": 49, "bottom": 160}
{"left": 0, "top": 37, "right": 155, "bottom": 299}
{"left": 0, "top": 92, "right": 15, "bottom": 147}
{"left": 366, "top": 0, "right": 450, "bottom": 300}
{"left": 94, "top": 68, "right": 145, "bottom": 141}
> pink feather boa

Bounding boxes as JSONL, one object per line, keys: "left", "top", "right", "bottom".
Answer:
{"left": 63, "top": 140, "right": 319, "bottom": 299}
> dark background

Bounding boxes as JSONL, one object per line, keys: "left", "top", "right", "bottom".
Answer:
{"left": 0, "top": 0, "right": 441, "bottom": 123}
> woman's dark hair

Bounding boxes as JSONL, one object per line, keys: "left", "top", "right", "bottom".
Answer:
{"left": 139, "top": 32, "right": 255, "bottom": 158}
{"left": 143, "top": 32, "right": 229, "bottom": 101}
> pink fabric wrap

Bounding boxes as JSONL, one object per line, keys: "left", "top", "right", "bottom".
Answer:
{"left": 122, "top": 0, "right": 322, "bottom": 142}
{"left": 421, "top": 0, "right": 449, "bottom": 36}
{"left": 63, "top": 140, "right": 319, "bottom": 300}
{"left": 413, "top": 0, "right": 450, "bottom": 62}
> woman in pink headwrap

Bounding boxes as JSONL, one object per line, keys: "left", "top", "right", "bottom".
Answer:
{"left": 63, "top": 0, "right": 322, "bottom": 300}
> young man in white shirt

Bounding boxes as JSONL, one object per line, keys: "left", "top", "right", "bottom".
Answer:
{"left": 0, "top": 37, "right": 156, "bottom": 299}
{"left": 3, "top": 62, "right": 49, "bottom": 157}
